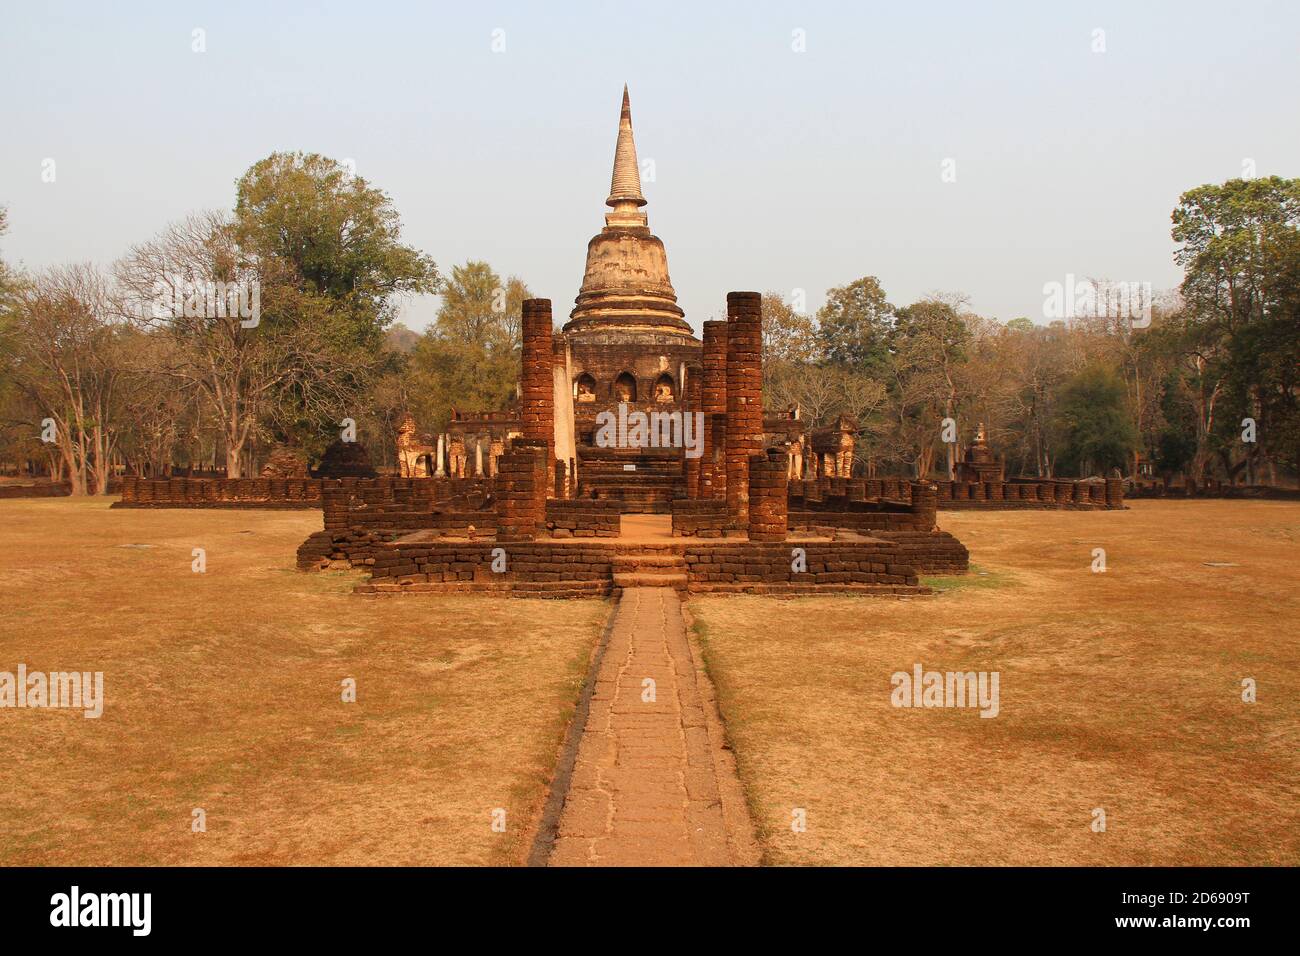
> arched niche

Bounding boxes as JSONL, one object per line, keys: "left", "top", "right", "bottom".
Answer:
{"left": 613, "top": 372, "right": 637, "bottom": 403}
{"left": 653, "top": 372, "right": 675, "bottom": 403}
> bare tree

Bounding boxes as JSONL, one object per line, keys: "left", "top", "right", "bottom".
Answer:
{"left": 0, "top": 264, "right": 127, "bottom": 494}
{"left": 116, "top": 212, "right": 365, "bottom": 477}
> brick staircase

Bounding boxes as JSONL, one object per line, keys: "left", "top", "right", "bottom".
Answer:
{"left": 611, "top": 547, "right": 688, "bottom": 594}
{"left": 576, "top": 445, "right": 685, "bottom": 513}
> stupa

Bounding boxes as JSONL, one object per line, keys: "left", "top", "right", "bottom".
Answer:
{"left": 561, "top": 86, "right": 701, "bottom": 415}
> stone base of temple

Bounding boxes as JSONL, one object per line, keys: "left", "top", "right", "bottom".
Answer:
{"left": 301, "top": 523, "right": 961, "bottom": 600}
{"left": 293, "top": 463, "right": 969, "bottom": 599}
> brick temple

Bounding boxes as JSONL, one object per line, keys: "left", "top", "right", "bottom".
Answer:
{"left": 113, "top": 88, "right": 1128, "bottom": 598}
{"left": 398, "top": 87, "right": 854, "bottom": 511}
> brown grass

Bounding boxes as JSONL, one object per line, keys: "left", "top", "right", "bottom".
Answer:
{"left": 691, "top": 500, "right": 1300, "bottom": 866}
{"left": 0, "top": 499, "right": 608, "bottom": 866}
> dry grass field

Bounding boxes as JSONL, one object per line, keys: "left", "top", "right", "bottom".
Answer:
{"left": 691, "top": 500, "right": 1300, "bottom": 866}
{"left": 0, "top": 498, "right": 608, "bottom": 866}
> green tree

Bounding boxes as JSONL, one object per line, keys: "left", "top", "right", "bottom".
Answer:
{"left": 891, "top": 298, "right": 971, "bottom": 478}
{"left": 1171, "top": 176, "right": 1300, "bottom": 483}
{"left": 816, "top": 276, "right": 894, "bottom": 372}
{"left": 1054, "top": 364, "right": 1137, "bottom": 476}
{"left": 407, "top": 262, "right": 531, "bottom": 431}
{"left": 233, "top": 152, "right": 439, "bottom": 351}
{"left": 434, "top": 261, "right": 528, "bottom": 352}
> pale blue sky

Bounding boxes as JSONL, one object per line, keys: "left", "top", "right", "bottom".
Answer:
{"left": 2, "top": 0, "right": 1297, "bottom": 331}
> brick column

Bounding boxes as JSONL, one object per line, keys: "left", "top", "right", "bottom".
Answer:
{"left": 321, "top": 485, "right": 350, "bottom": 532}
{"left": 910, "top": 482, "right": 938, "bottom": 531}
{"left": 747, "top": 448, "right": 788, "bottom": 541}
{"left": 520, "top": 298, "right": 555, "bottom": 494}
{"left": 497, "top": 438, "right": 548, "bottom": 541}
{"left": 701, "top": 319, "right": 728, "bottom": 500}
{"left": 1105, "top": 477, "right": 1124, "bottom": 509}
{"left": 684, "top": 363, "right": 702, "bottom": 499}
{"left": 724, "top": 292, "right": 762, "bottom": 527}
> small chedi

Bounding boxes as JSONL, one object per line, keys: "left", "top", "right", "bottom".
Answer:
{"left": 955, "top": 424, "right": 1004, "bottom": 484}
{"left": 260, "top": 445, "right": 311, "bottom": 480}
{"left": 314, "top": 438, "right": 377, "bottom": 479}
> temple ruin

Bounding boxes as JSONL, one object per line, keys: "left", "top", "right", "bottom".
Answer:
{"left": 394, "top": 87, "right": 836, "bottom": 510}
{"left": 112, "top": 87, "right": 1127, "bottom": 597}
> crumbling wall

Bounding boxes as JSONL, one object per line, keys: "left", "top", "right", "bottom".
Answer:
{"left": 545, "top": 498, "right": 621, "bottom": 537}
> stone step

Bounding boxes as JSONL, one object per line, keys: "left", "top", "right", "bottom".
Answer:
{"left": 581, "top": 475, "right": 684, "bottom": 486}
{"left": 611, "top": 553, "right": 687, "bottom": 570}
{"left": 577, "top": 446, "right": 683, "bottom": 460}
{"left": 612, "top": 571, "right": 688, "bottom": 590}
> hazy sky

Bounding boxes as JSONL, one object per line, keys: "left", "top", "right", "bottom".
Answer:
{"left": 3, "top": 1, "right": 1297, "bottom": 333}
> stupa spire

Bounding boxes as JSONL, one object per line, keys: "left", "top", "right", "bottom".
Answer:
{"left": 605, "top": 84, "right": 648, "bottom": 228}
{"left": 566, "top": 86, "right": 690, "bottom": 337}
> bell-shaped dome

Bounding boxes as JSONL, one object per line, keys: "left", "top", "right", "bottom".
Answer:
{"left": 565, "top": 86, "right": 692, "bottom": 338}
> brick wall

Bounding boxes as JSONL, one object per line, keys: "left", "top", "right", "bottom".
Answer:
{"left": 359, "top": 541, "right": 615, "bottom": 598}
{"left": 497, "top": 439, "right": 549, "bottom": 541}
{"left": 545, "top": 498, "right": 621, "bottom": 537}
{"left": 683, "top": 542, "right": 923, "bottom": 595}
{"left": 789, "top": 476, "right": 1124, "bottom": 511}
{"left": 747, "top": 448, "right": 788, "bottom": 541}
{"left": 671, "top": 498, "right": 727, "bottom": 537}
{"left": 115, "top": 476, "right": 494, "bottom": 509}
{"left": 318, "top": 480, "right": 497, "bottom": 536}
{"left": 873, "top": 530, "right": 969, "bottom": 573}
{"left": 0, "top": 482, "right": 72, "bottom": 499}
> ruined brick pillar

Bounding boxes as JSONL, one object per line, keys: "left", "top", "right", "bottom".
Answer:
{"left": 1105, "top": 476, "right": 1124, "bottom": 509}
{"left": 911, "top": 482, "right": 939, "bottom": 531}
{"left": 747, "top": 448, "right": 788, "bottom": 542}
{"left": 684, "top": 364, "right": 702, "bottom": 499}
{"left": 707, "top": 413, "right": 727, "bottom": 501}
{"left": 497, "top": 438, "right": 548, "bottom": 541}
{"left": 321, "top": 484, "right": 350, "bottom": 533}
{"left": 520, "top": 298, "right": 555, "bottom": 494}
{"left": 701, "top": 319, "right": 728, "bottom": 500}
{"left": 724, "top": 292, "right": 762, "bottom": 527}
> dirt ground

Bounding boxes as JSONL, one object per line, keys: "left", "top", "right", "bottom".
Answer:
{"left": 690, "top": 500, "right": 1299, "bottom": 866}
{"left": 0, "top": 498, "right": 608, "bottom": 866}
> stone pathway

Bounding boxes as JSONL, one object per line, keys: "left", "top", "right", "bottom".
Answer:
{"left": 548, "top": 587, "right": 753, "bottom": 866}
